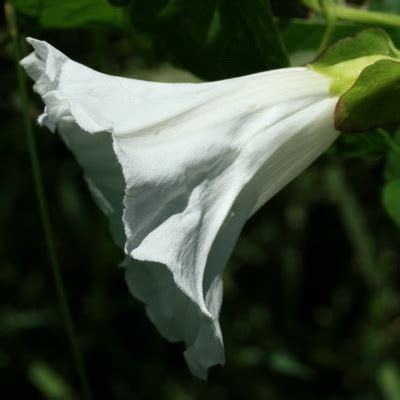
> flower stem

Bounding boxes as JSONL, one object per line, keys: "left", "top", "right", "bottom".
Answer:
{"left": 325, "top": 163, "right": 380, "bottom": 290}
{"left": 377, "top": 129, "right": 400, "bottom": 153}
{"left": 318, "top": 0, "right": 337, "bottom": 52}
{"left": 5, "top": 2, "right": 93, "bottom": 399}
{"left": 303, "top": 0, "right": 400, "bottom": 28}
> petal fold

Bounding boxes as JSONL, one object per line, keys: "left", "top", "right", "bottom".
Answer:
{"left": 21, "top": 38, "right": 340, "bottom": 378}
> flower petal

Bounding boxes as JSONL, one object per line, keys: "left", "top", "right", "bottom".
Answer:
{"left": 21, "top": 38, "right": 339, "bottom": 378}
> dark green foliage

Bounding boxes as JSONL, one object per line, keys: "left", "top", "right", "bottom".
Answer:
{"left": 382, "top": 129, "right": 400, "bottom": 226}
{"left": 14, "top": 0, "right": 125, "bottom": 28}
{"left": 330, "top": 129, "right": 394, "bottom": 158}
{"left": 370, "top": 0, "right": 400, "bottom": 13}
{"left": 279, "top": 19, "right": 360, "bottom": 57}
{"left": 108, "top": 0, "right": 130, "bottom": 7}
{"left": 126, "top": 0, "right": 289, "bottom": 79}
{"left": 382, "top": 179, "right": 400, "bottom": 225}
{"left": 2, "top": 0, "right": 400, "bottom": 399}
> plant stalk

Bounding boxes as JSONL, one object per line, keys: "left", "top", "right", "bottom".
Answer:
{"left": 303, "top": 0, "right": 400, "bottom": 28}
{"left": 5, "top": 2, "right": 93, "bottom": 399}
{"left": 325, "top": 163, "right": 380, "bottom": 290}
{"left": 319, "top": 0, "right": 337, "bottom": 52}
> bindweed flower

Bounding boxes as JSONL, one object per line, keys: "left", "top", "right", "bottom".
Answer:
{"left": 22, "top": 38, "right": 359, "bottom": 379}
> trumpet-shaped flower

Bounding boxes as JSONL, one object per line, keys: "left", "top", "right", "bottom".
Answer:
{"left": 22, "top": 38, "right": 341, "bottom": 379}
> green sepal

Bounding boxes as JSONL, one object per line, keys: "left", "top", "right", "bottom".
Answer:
{"left": 312, "top": 28, "right": 399, "bottom": 67}
{"left": 335, "top": 60, "right": 400, "bottom": 132}
{"left": 310, "top": 29, "right": 400, "bottom": 95}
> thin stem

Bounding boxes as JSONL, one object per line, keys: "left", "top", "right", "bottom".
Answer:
{"left": 319, "top": 0, "right": 337, "bottom": 52}
{"left": 325, "top": 163, "right": 380, "bottom": 290}
{"left": 377, "top": 129, "right": 400, "bottom": 152}
{"left": 303, "top": 0, "right": 400, "bottom": 28}
{"left": 5, "top": 3, "right": 93, "bottom": 399}
{"left": 335, "top": 5, "right": 400, "bottom": 27}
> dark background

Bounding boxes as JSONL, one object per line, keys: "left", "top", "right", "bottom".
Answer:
{"left": 1, "top": 0, "right": 400, "bottom": 399}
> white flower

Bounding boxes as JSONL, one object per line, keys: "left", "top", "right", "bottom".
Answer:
{"left": 21, "top": 38, "right": 340, "bottom": 379}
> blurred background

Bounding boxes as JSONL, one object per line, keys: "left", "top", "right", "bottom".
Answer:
{"left": 1, "top": 0, "right": 400, "bottom": 399}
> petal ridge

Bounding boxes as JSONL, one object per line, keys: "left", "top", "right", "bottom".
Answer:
{"left": 21, "top": 38, "right": 340, "bottom": 379}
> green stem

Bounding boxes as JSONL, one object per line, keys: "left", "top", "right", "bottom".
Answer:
{"left": 319, "top": 0, "right": 337, "bottom": 52}
{"left": 303, "top": 0, "right": 400, "bottom": 28}
{"left": 325, "top": 163, "right": 380, "bottom": 290}
{"left": 5, "top": 3, "right": 93, "bottom": 399}
{"left": 377, "top": 129, "right": 400, "bottom": 152}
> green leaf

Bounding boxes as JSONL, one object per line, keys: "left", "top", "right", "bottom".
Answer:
{"left": 13, "top": 0, "right": 39, "bottom": 18}
{"left": 217, "top": 0, "right": 289, "bottom": 74}
{"left": 382, "top": 179, "right": 400, "bottom": 226}
{"left": 335, "top": 59, "right": 400, "bottom": 132}
{"left": 14, "top": 0, "right": 125, "bottom": 29}
{"left": 278, "top": 19, "right": 360, "bottom": 65}
{"left": 279, "top": 19, "right": 359, "bottom": 54}
{"left": 127, "top": 0, "right": 289, "bottom": 80}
